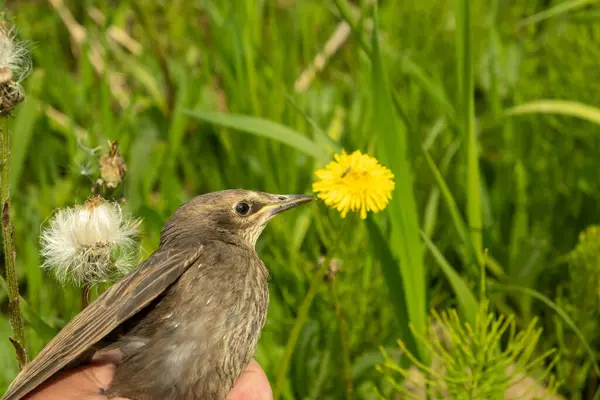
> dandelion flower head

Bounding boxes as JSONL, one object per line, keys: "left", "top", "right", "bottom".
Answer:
{"left": 313, "top": 150, "right": 395, "bottom": 219}
{"left": 40, "top": 196, "right": 142, "bottom": 286}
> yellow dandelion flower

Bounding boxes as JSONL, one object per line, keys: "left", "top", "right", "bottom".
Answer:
{"left": 313, "top": 150, "right": 395, "bottom": 219}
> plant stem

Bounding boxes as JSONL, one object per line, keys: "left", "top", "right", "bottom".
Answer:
{"left": 1, "top": 116, "right": 27, "bottom": 369}
{"left": 330, "top": 278, "right": 354, "bottom": 400}
{"left": 273, "top": 259, "right": 330, "bottom": 399}
{"left": 274, "top": 216, "right": 350, "bottom": 399}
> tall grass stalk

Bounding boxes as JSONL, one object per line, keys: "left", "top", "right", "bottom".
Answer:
{"left": 455, "top": 0, "right": 483, "bottom": 266}
{"left": 370, "top": 2, "right": 427, "bottom": 360}
{"left": 0, "top": 116, "right": 27, "bottom": 369}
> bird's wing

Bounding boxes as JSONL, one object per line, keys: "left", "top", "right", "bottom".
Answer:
{"left": 2, "top": 242, "right": 204, "bottom": 400}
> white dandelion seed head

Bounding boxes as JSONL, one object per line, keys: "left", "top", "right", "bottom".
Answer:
{"left": 40, "top": 197, "right": 142, "bottom": 286}
{"left": 0, "top": 18, "right": 31, "bottom": 83}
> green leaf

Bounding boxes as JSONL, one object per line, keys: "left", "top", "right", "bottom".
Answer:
{"left": 284, "top": 93, "right": 341, "bottom": 155}
{"left": 366, "top": 218, "right": 419, "bottom": 357}
{"left": 455, "top": 0, "right": 483, "bottom": 265}
{"left": 370, "top": 3, "right": 426, "bottom": 361}
{"left": 420, "top": 231, "right": 478, "bottom": 326}
{"left": 20, "top": 298, "right": 58, "bottom": 344}
{"left": 490, "top": 282, "right": 600, "bottom": 377}
{"left": 184, "top": 110, "right": 329, "bottom": 162}
{"left": 505, "top": 100, "right": 600, "bottom": 126}
{"left": 422, "top": 149, "right": 473, "bottom": 259}
{"left": 519, "top": 0, "right": 598, "bottom": 27}
{"left": 422, "top": 147, "right": 505, "bottom": 278}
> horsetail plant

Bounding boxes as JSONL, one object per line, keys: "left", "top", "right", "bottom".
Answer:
{"left": 378, "top": 300, "right": 561, "bottom": 399}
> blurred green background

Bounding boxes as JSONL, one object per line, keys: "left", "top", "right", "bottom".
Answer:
{"left": 1, "top": 0, "right": 600, "bottom": 398}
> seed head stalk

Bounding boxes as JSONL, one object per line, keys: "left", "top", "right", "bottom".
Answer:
{"left": 1, "top": 113, "right": 27, "bottom": 369}
{"left": 0, "top": 16, "right": 29, "bottom": 368}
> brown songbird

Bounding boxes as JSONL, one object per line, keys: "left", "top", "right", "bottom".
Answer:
{"left": 2, "top": 189, "right": 313, "bottom": 400}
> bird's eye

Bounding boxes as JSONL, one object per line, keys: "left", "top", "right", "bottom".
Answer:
{"left": 235, "top": 202, "right": 251, "bottom": 216}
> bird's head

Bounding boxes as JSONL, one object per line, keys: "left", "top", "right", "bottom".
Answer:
{"left": 160, "top": 189, "right": 313, "bottom": 248}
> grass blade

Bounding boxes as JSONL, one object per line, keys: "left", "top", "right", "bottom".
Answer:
{"left": 420, "top": 231, "right": 478, "bottom": 326}
{"left": 284, "top": 93, "right": 341, "bottom": 155}
{"left": 184, "top": 110, "right": 329, "bottom": 162}
{"left": 519, "top": 0, "right": 597, "bottom": 27}
{"left": 366, "top": 218, "right": 419, "bottom": 356}
{"left": 422, "top": 147, "right": 505, "bottom": 277}
{"left": 455, "top": 0, "right": 483, "bottom": 265}
{"left": 370, "top": 3, "right": 426, "bottom": 360}
{"left": 422, "top": 148, "right": 474, "bottom": 263}
{"left": 505, "top": 100, "right": 600, "bottom": 126}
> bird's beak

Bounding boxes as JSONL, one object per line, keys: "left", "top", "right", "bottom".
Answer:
{"left": 265, "top": 194, "right": 314, "bottom": 217}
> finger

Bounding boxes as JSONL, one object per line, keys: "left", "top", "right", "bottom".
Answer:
{"left": 25, "top": 351, "right": 123, "bottom": 400}
{"left": 228, "top": 360, "right": 273, "bottom": 400}
{"left": 25, "top": 362, "right": 116, "bottom": 400}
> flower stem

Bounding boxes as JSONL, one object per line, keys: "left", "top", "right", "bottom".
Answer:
{"left": 0, "top": 116, "right": 28, "bottom": 369}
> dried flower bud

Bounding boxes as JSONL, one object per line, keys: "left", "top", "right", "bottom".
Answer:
{"left": 317, "top": 256, "right": 343, "bottom": 281}
{"left": 98, "top": 140, "right": 128, "bottom": 189}
{"left": 0, "top": 17, "right": 29, "bottom": 115}
{"left": 40, "top": 196, "right": 142, "bottom": 286}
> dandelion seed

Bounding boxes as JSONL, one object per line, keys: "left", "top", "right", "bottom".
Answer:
{"left": 312, "top": 150, "right": 395, "bottom": 219}
{"left": 0, "top": 16, "right": 30, "bottom": 115}
{"left": 0, "top": 21, "right": 29, "bottom": 80}
{"left": 40, "top": 196, "right": 142, "bottom": 286}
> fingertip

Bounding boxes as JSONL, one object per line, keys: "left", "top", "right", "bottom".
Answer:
{"left": 86, "top": 362, "right": 118, "bottom": 389}
{"left": 229, "top": 360, "right": 272, "bottom": 400}
{"left": 244, "top": 359, "right": 264, "bottom": 373}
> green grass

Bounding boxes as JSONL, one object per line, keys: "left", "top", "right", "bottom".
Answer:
{"left": 2, "top": 0, "right": 600, "bottom": 398}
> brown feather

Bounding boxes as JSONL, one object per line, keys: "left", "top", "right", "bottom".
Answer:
{"left": 2, "top": 241, "right": 204, "bottom": 400}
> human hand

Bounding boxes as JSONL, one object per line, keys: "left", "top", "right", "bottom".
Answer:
{"left": 24, "top": 350, "right": 273, "bottom": 400}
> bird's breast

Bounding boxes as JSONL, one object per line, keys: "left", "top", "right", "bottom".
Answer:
{"left": 106, "top": 243, "right": 271, "bottom": 399}
{"left": 164, "top": 247, "right": 270, "bottom": 389}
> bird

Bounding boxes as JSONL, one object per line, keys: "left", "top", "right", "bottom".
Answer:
{"left": 2, "top": 189, "right": 313, "bottom": 400}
